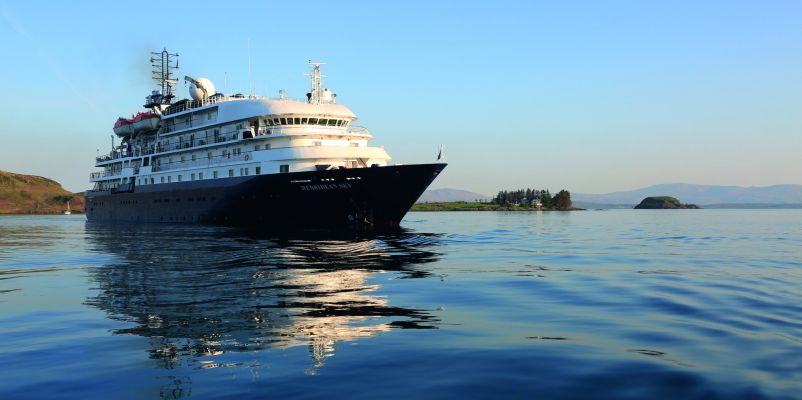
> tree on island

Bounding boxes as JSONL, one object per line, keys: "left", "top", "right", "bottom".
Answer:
{"left": 553, "top": 190, "right": 572, "bottom": 210}
{"left": 541, "top": 190, "right": 554, "bottom": 208}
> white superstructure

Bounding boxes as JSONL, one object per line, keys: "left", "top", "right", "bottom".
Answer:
{"left": 90, "top": 60, "right": 391, "bottom": 192}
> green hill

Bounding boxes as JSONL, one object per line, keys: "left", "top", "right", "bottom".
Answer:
{"left": 0, "top": 170, "right": 85, "bottom": 214}
{"left": 634, "top": 196, "right": 700, "bottom": 209}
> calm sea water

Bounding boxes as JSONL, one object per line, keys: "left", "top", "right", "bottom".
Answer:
{"left": 1, "top": 210, "right": 801, "bottom": 399}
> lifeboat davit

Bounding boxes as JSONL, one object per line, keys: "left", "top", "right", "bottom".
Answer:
{"left": 132, "top": 112, "right": 160, "bottom": 133}
{"left": 113, "top": 117, "right": 133, "bottom": 137}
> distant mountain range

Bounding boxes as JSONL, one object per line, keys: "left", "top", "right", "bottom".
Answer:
{"left": 0, "top": 170, "right": 85, "bottom": 214}
{"left": 417, "top": 188, "right": 491, "bottom": 203}
{"left": 573, "top": 183, "right": 802, "bottom": 206}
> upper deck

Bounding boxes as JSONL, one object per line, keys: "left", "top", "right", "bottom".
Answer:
{"left": 90, "top": 59, "right": 395, "bottom": 189}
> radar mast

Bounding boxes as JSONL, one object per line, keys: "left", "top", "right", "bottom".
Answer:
{"left": 144, "top": 48, "right": 179, "bottom": 111}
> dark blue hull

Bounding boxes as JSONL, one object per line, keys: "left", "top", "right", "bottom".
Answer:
{"left": 86, "top": 163, "right": 446, "bottom": 229}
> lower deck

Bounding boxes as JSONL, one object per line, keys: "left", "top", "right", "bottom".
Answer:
{"left": 86, "top": 163, "right": 446, "bottom": 229}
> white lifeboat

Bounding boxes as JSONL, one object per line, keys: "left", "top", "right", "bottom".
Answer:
{"left": 131, "top": 112, "right": 160, "bottom": 133}
{"left": 113, "top": 117, "right": 133, "bottom": 137}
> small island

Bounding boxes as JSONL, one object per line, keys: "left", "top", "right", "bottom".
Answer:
{"left": 634, "top": 196, "right": 700, "bottom": 209}
{"left": 413, "top": 188, "right": 579, "bottom": 211}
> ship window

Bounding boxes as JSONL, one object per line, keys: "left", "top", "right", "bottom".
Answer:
{"left": 255, "top": 145, "right": 261, "bottom": 151}
{"left": 256, "top": 167, "right": 261, "bottom": 174}
{"left": 191, "top": 173, "right": 196, "bottom": 181}
{"left": 301, "top": 117, "right": 308, "bottom": 124}
{"left": 178, "top": 175, "right": 182, "bottom": 182}
{"left": 328, "top": 119, "right": 337, "bottom": 126}
{"left": 265, "top": 119, "right": 272, "bottom": 126}
{"left": 199, "top": 172, "right": 203, "bottom": 179}
{"left": 228, "top": 169, "right": 234, "bottom": 177}
{"left": 266, "top": 143, "right": 271, "bottom": 150}
{"left": 167, "top": 176, "right": 171, "bottom": 183}
{"left": 280, "top": 118, "right": 287, "bottom": 125}
{"left": 161, "top": 177, "right": 164, "bottom": 183}
{"left": 309, "top": 118, "right": 318, "bottom": 125}
{"left": 207, "top": 113, "right": 212, "bottom": 120}
{"left": 350, "top": 142, "right": 359, "bottom": 147}
{"left": 273, "top": 118, "right": 280, "bottom": 125}
{"left": 207, "top": 152, "right": 212, "bottom": 159}
{"left": 314, "top": 141, "right": 322, "bottom": 147}
{"left": 236, "top": 123, "right": 243, "bottom": 130}
{"left": 213, "top": 171, "right": 218, "bottom": 179}
{"left": 280, "top": 164, "right": 289, "bottom": 173}
{"left": 318, "top": 119, "right": 328, "bottom": 125}
{"left": 151, "top": 178, "right": 154, "bottom": 184}
{"left": 294, "top": 118, "right": 300, "bottom": 124}
{"left": 245, "top": 168, "right": 249, "bottom": 175}
{"left": 192, "top": 154, "right": 196, "bottom": 161}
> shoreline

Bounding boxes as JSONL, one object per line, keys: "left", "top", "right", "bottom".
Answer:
{"left": 411, "top": 202, "right": 581, "bottom": 212}
{"left": 0, "top": 212, "right": 84, "bottom": 216}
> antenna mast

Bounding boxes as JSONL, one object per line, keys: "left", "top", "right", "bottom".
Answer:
{"left": 306, "top": 60, "right": 326, "bottom": 105}
{"left": 247, "top": 39, "right": 253, "bottom": 98}
{"left": 150, "top": 48, "right": 179, "bottom": 103}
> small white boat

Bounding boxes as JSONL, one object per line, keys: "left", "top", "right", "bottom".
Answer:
{"left": 64, "top": 200, "right": 71, "bottom": 215}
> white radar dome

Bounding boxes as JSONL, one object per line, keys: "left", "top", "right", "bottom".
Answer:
{"left": 189, "top": 77, "right": 216, "bottom": 100}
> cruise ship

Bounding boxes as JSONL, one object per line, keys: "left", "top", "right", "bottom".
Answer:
{"left": 86, "top": 49, "right": 446, "bottom": 229}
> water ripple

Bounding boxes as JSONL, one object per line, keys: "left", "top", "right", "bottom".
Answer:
{"left": 1, "top": 211, "right": 801, "bottom": 399}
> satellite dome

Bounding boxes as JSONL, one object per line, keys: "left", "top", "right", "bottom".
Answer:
{"left": 188, "top": 77, "right": 216, "bottom": 100}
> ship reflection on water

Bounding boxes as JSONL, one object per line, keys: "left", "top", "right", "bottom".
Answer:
{"left": 83, "top": 224, "right": 442, "bottom": 374}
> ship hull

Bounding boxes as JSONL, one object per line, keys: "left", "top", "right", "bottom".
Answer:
{"left": 85, "top": 163, "right": 445, "bottom": 230}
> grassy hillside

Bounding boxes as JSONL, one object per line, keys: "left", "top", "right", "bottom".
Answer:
{"left": 0, "top": 170, "right": 85, "bottom": 214}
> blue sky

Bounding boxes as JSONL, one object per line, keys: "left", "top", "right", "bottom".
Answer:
{"left": 1, "top": 0, "right": 801, "bottom": 195}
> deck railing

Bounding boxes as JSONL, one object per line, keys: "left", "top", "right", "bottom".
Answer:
{"left": 151, "top": 151, "right": 254, "bottom": 172}
{"left": 162, "top": 95, "right": 254, "bottom": 116}
{"left": 94, "top": 123, "right": 370, "bottom": 165}
{"left": 156, "top": 134, "right": 240, "bottom": 153}
{"left": 96, "top": 147, "right": 155, "bottom": 163}
{"left": 89, "top": 170, "right": 122, "bottom": 180}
